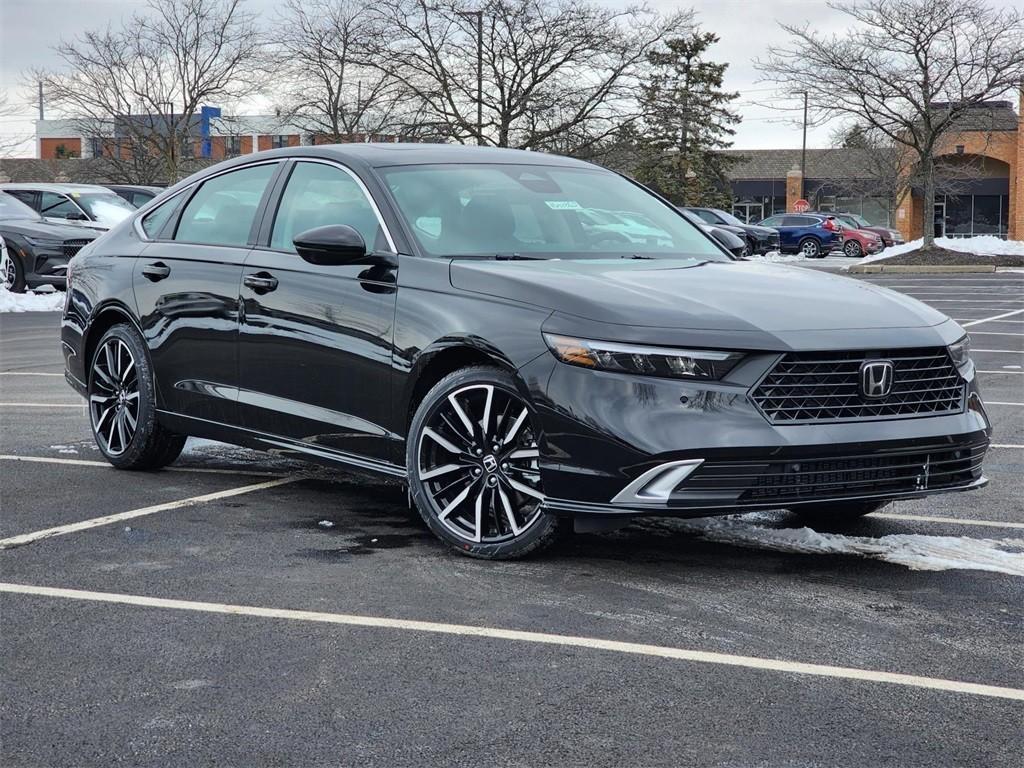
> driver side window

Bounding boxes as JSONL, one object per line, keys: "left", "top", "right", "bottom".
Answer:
{"left": 270, "top": 162, "right": 384, "bottom": 253}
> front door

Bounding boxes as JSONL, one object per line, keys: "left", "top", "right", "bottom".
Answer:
{"left": 237, "top": 160, "right": 399, "bottom": 462}
{"left": 933, "top": 202, "right": 946, "bottom": 238}
{"left": 134, "top": 161, "right": 281, "bottom": 424}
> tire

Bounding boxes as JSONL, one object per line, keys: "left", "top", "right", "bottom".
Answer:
{"left": 792, "top": 499, "right": 890, "bottom": 524}
{"left": 88, "top": 323, "right": 186, "bottom": 470}
{"left": 843, "top": 240, "right": 863, "bottom": 258}
{"left": 799, "top": 237, "right": 821, "bottom": 259}
{"left": 407, "top": 365, "right": 565, "bottom": 560}
{"left": 1, "top": 246, "right": 25, "bottom": 293}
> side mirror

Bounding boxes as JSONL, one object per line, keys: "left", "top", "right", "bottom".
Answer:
{"left": 65, "top": 211, "right": 88, "bottom": 221}
{"left": 293, "top": 225, "right": 367, "bottom": 266}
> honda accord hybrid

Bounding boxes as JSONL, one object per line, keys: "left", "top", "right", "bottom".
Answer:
{"left": 61, "top": 145, "right": 991, "bottom": 559}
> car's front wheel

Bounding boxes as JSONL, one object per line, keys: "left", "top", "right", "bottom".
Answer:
{"left": 792, "top": 499, "right": 890, "bottom": 524}
{"left": 1, "top": 246, "right": 25, "bottom": 293}
{"left": 407, "top": 366, "right": 564, "bottom": 559}
{"left": 844, "top": 240, "right": 863, "bottom": 258}
{"left": 88, "top": 324, "right": 186, "bottom": 469}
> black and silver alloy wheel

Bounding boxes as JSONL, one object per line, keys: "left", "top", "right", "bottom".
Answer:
{"left": 90, "top": 337, "right": 140, "bottom": 456}
{"left": 1, "top": 246, "right": 23, "bottom": 293}
{"left": 844, "top": 240, "right": 863, "bottom": 258}
{"left": 87, "top": 324, "right": 186, "bottom": 469}
{"left": 408, "top": 366, "right": 563, "bottom": 559}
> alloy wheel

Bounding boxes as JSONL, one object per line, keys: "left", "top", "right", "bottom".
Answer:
{"left": 417, "top": 383, "right": 544, "bottom": 544}
{"left": 801, "top": 239, "right": 820, "bottom": 258}
{"left": 0, "top": 250, "right": 15, "bottom": 290}
{"left": 89, "top": 338, "right": 140, "bottom": 456}
{"left": 844, "top": 240, "right": 862, "bottom": 258}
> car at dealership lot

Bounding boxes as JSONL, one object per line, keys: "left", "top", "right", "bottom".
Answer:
{"left": 62, "top": 144, "right": 989, "bottom": 559}
{"left": 757, "top": 212, "right": 845, "bottom": 258}
{"left": 105, "top": 184, "right": 164, "bottom": 208}
{"left": 682, "top": 207, "right": 780, "bottom": 255}
{"left": 836, "top": 222, "right": 884, "bottom": 258}
{"left": 677, "top": 208, "right": 747, "bottom": 257}
{"left": 832, "top": 211, "right": 904, "bottom": 249}
{"left": 0, "top": 182, "right": 136, "bottom": 231}
{"left": 0, "top": 191, "right": 97, "bottom": 292}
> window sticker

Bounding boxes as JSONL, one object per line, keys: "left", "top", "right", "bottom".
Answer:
{"left": 544, "top": 200, "right": 582, "bottom": 211}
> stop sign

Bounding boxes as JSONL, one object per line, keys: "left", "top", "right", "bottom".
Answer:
{"left": 793, "top": 199, "right": 810, "bottom": 213}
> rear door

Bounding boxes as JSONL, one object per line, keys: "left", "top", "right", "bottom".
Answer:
{"left": 236, "top": 159, "right": 399, "bottom": 462}
{"left": 133, "top": 161, "right": 282, "bottom": 425}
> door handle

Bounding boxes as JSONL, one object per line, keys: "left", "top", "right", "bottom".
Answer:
{"left": 141, "top": 262, "right": 171, "bottom": 281}
{"left": 244, "top": 272, "right": 279, "bottom": 294}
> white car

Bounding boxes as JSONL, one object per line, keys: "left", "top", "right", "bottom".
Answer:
{"left": 0, "top": 183, "right": 135, "bottom": 231}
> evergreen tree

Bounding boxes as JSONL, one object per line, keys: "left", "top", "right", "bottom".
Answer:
{"left": 635, "top": 31, "right": 739, "bottom": 207}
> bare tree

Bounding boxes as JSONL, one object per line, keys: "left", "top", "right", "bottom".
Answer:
{"left": 275, "top": 0, "right": 408, "bottom": 143}
{"left": 758, "top": 0, "right": 1024, "bottom": 245}
{"left": 0, "top": 91, "right": 32, "bottom": 158}
{"left": 35, "top": 0, "right": 268, "bottom": 183}
{"left": 370, "top": 0, "right": 692, "bottom": 152}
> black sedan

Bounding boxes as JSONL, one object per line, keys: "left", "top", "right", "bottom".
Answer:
{"left": 683, "top": 206, "right": 780, "bottom": 255}
{"left": 61, "top": 144, "right": 989, "bottom": 559}
{"left": 0, "top": 192, "right": 97, "bottom": 293}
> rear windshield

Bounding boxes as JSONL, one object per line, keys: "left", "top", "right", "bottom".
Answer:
{"left": 379, "top": 164, "right": 726, "bottom": 261}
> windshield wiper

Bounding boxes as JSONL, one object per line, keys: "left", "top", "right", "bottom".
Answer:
{"left": 493, "top": 253, "right": 546, "bottom": 261}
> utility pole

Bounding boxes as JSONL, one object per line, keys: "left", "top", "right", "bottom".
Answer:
{"left": 800, "top": 90, "right": 808, "bottom": 200}
{"left": 465, "top": 9, "right": 483, "bottom": 145}
{"left": 38, "top": 80, "right": 44, "bottom": 121}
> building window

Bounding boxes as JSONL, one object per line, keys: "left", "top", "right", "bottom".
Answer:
{"left": 88, "top": 137, "right": 103, "bottom": 158}
{"left": 271, "top": 134, "right": 290, "bottom": 149}
{"left": 225, "top": 135, "right": 242, "bottom": 157}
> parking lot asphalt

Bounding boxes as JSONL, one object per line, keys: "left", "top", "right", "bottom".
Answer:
{"left": 1, "top": 270, "right": 1022, "bottom": 767}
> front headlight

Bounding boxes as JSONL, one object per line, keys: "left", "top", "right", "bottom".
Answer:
{"left": 543, "top": 334, "right": 744, "bottom": 380}
{"left": 948, "top": 335, "right": 971, "bottom": 368}
{"left": 24, "top": 235, "right": 63, "bottom": 249}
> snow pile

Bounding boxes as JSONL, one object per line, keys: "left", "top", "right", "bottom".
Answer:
{"left": 859, "top": 235, "right": 1024, "bottom": 264}
{"left": 653, "top": 514, "right": 1024, "bottom": 576}
{"left": 748, "top": 251, "right": 805, "bottom": 263}
{"left": 0, "top": 287, "right": 66, "bottom": 312}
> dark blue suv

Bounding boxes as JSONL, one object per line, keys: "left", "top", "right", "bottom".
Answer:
{"left": 757, "top": 213, "right": 844, "bottom": 258}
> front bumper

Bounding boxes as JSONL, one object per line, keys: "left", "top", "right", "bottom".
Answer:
{"left": 523, "top": 350, "right": 991, "bottom": 518}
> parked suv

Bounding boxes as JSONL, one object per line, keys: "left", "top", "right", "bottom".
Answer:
{"left": 0, "top": 183, "right": 136, "bottom": 231}
{"left": 757, "top": 213, "right": 844, "bottom": 258}
{"left": 0, "top": 191, "right": 97, "bottom": 292}
{"left": 832, "top": 212, "right": 904, "bottom": 249}
{"left": 683, "top": 207, "right": 780, "bottom": 255}
{"left": 62, "top": 144, "right": 988, "bottom": 560}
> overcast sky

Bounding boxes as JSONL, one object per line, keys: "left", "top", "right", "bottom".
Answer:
{"left": 0, "top": 0, "right": 1017, "bottom": 157}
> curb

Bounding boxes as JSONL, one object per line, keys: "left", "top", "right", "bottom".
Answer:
{"left": 848, "top": 264, "right": 999, "bottom": 274}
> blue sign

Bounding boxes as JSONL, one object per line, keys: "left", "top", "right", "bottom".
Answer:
{"left": 200, "top": 106, "right": 222, "bottom": 158}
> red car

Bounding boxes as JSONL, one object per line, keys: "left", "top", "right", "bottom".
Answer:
{"left": 838, "top": 224, "right": 884, "bottom": 258}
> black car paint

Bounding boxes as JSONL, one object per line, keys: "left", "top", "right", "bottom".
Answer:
{"left": 684, "top": 207, "right": 780, "bottom": 254}
{"left": 62, "top": 144, "right": 990, "bottom": 520}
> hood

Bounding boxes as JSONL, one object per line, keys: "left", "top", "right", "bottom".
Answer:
{"left": 717, "top": 223, "right": 747, "bottom": 236}
{"left": 0, "top": 218, "right": 100, "bottom": 241}
{"left": 741, "top": 224, "right": 777, "bottom": 236}
{"left": 42, "top": 215, "right": 108, "bottom": 232}
{"left": 449, "top": 258, "right": 949, "bottom": 333}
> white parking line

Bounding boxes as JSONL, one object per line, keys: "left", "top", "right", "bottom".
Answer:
{"left": 971, "top": 349, "right": 1023, "bottom": 354}
{"left": 0, "top": 454, "right": 283, "bottom": 477}
{"left": 0, "top": 372, "right": 64, "bottom": 377}
{"left": 968, "top": 331, "right": 1024, "bottom": 336}
{"left": 872, "top": 513, "right": 1024, "bottom": 529}
{"left": 1, "top": 582, "right": 1021, "bottom": 701}
{"left": 963, "top": 309, "right": 1024, "bottom": 327}
{"left": 0, "top": 477, "right": 297, "bottom": 550}
{"left": 977, "top": 370, "right": 1024, "bottom": 374}
{"left": 0, "top": 402, "right": 81, "bottom": 408}
{"left": 985, "top": 401, "right": 1024, "bottom": 406}
{"left": 991, "top": 444, "right": 1024, "bottom": 449}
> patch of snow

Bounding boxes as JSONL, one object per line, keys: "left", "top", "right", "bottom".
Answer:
{"left": 748, "top": 251, "right": 806, "bottom": 263}
{"left": 49, "top": 444, "right": 79, "bottom": 454}
{"left": 318, "top": 520, "right": 335, "bottom": 529}
{"left": 0, "top": 286, "right": 65, "bottom": 312}
{"left": 656, "top": 515, "right": 1024, "bottom": 576}
{"left": 858, "top": 236, "right": 1024, "bottom": 265}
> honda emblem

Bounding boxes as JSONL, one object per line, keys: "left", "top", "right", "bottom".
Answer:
{"left": 860, "top": 360, "right": 894, "bottom": 399}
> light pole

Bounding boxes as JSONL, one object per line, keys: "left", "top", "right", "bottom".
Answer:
{"left": 457, "top": 9, "right": 484, "bottom": 145}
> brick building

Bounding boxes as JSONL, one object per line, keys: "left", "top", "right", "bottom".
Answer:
{"left": 723, "top": 96, "right": 1022, "bottom": 242}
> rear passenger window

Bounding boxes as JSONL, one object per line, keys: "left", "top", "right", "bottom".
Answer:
{"left": 141, "top": 197, "right": 178, "bottom": 238}
{"left": 174, "top": 163, "right": 277, "bottom": 247}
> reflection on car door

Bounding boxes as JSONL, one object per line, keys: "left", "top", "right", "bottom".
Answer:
{"left": 134, "top": 161, "right": 280, "bottom": 425}
{"left": 237, "top": 159, "right": 399, "bottom": 464}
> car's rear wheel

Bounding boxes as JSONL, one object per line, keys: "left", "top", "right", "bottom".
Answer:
{"left": 792, "top": 499, "right": 890, "bottom": 524}
{"left": 843, "top": 240, "right": 863, "bottom": 258}
{"left": 407, "top": 366, "right": 564, "bottom": 559}
{"left": 799, "top": 237, "right": 822, "bottom": 258}
{"left": 1, "top": 247, "right": 25, "bottom": 293}
{"left": 88, "top": 324, "right": 186, "bottom": 469}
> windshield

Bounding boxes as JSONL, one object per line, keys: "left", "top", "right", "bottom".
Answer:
{"left": 73, "top": 193, "right": 135, "bottom": 226}
{"left": 380, "top": 164, "right": 726, "bottom": 261}
{"left": 713, "top": 209, "right": 746, "bottom": 227}
{"left": 848, "top": 213, "right": 872, "bottom": 227}
{"left": 0, "top": 192, "right": 39, "bottom": 221}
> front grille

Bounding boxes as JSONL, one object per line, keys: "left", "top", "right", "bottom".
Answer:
{"left": 62, "top": 239, "right": 91, "bottom": 258}
{"left": 686, "top": 440, "right": 986, "bottom": 504}
{"left": 751, "top": 347, "right": 964, "bottom": 424}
